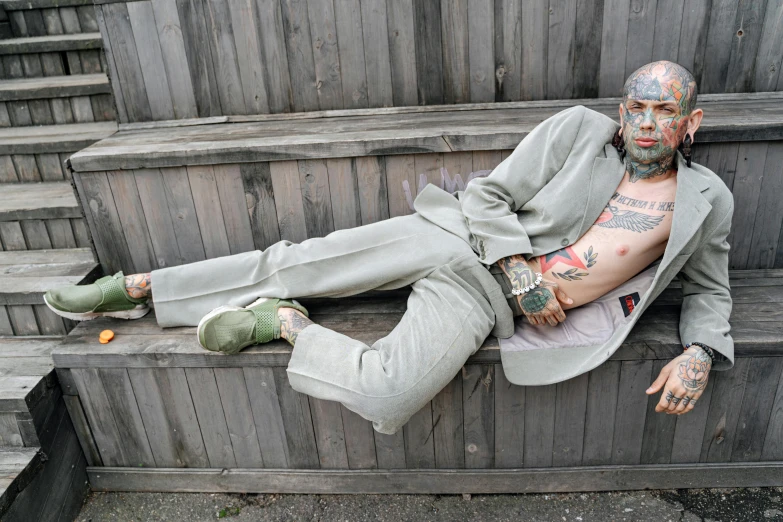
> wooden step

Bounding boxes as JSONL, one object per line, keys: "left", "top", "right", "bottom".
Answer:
{"left": 0, "top": 73, "right": 109, "bottom": 102}
{"left": 0, "top": 182, "right": 81, "bottom": 222}
{"left": 2, "top": 0, "right": 97, "bottom": 39}
{"left": 0, "top": 249, "right": 100, "bottom": 337}
{"left": 0, "top": 33, "right": 101, "bottom": 55}
{"left": 0, "top": 447, "right": 43, "bottom": 515}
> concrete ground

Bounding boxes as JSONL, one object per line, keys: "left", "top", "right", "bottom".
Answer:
{"left": 76, "top": 487, "right": 783, "bottom": 521}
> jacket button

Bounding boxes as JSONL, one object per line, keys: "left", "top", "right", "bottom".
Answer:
{"left": 561, "top": 238, "right": 569, "bottom": 246}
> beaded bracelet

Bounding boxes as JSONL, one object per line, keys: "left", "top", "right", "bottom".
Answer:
{"left": 512, "top": 272, "right": 543, "bottom": 296}
{"left": 684, "top": 341, "right": 715, "bottom": 365}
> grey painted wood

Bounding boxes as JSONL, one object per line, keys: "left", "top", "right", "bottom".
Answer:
{"left": 670, "top": 376, "right": 715, "bottom": 464}
{"left": 522, "top": 383, "right": 556, "bottom": 468}
{"left": 305, "top": 0, "right": 342, "bottom": 111}
{"left": 725, "top": 0, "right": 769, "bottom": 94}
{"left": 462, "top": 365, "right": 493, "bottom": 468}
{"left": 340, "top": 406, "right": 377, "bottom": 469}
{"left": 133, "top": 168, "right": 182, "bottom": 268}
{"left": 552, "top": 372, "right": 588, "bottom": 467}
{"left": 187, "top": 165, "right": 231, "bottom": 258}
{"left": 298, "top": 159, "right": 334, "bottom": 239}
{"left": 520, "top": 1, "right": 547, "bottom": 100}
{"left": 243, "top": 367, "right": 290, "bottom": 468}
{"left": 440, "top": 0, "right": 469, "bottom": 104}
{"left": 385, "top": 0, "right": 417, "bottom": 107}
{"left": 652, "top": 0, "right": 684, "bottom": 63}
{"left": 547, "top": 0, "right": 577, "bottom": 100}
{"left": 255, "top": 0, "right": 291, "bottom": 114}
{"left": 105, "top": 170, "right": 156, "bottom": 272}
{"left": 403, "top": 402, "right": 435, "bottom": 469}
{"left": 373, "top": 429, "right": 406, "bottom": 469}
{"left": 150, "top": 0, "right": 197, "bottom": 120}
{"left": 326, "top": 157, "right": 361, "bottom": 231}
{"left": 175, "top": 0, "right": 221, "bottom": 117}
{"left": 639, "top": 359, "right": 677, "bottom": 465}
{"left": 213, "top": 368, "right": 265, "bottom": 467}
{"left": 279, "top": 0, "right": 318, "bottom": 112}
{"left": 753, "top": 0, "right": 783, "bottom": 92}
{"left": 467, "top": 0, "right": 493, "bottom": 103}
{"left": 272, "top": 367, "right": 319, "bottom": 469}
{"left": 94, "top": 5, "right": 127, "bottom": 123}
{"left": 213, "top": 164, "right": 255, "bottom": 254}
{"left": 731, "top": 357, "right": 783, "bottom": 462}
{"left": 355, "top": 156, "right": 389, "bottom": 225}
{"left": 62, "top": 394, "right": 102, "bottom": 466}
{"left": 240, "top": 162, "right": 281, "bottom": 252}
{"left": 333, "top": 0, "right": 367, "bottom": 110}
{"left": 597, "top": 0, "right": 630, "bottom": 97}
{"left": 701, "top": 0, "right": 740, "bottom": 94}
{"left": 701, "top": 358, "right": 751, "bottom": 462}
{"left": 226, "top": 0, "right": 268, "bottom": 115}
{"left": 309, "top": 398, "right": 349, "bottom": 469}
{"left": 202, "top": 0, "right": 244, "bottom": 115}
{"left": 160, "top": 166, "right": 206, "bottom": 264}
{"left": 624, "top": 0, "right": 658, "bottom": 79}
{"left": 184, "top": 368, "right": 236, "bottom": 468}
{"left": 431, "top": 374, "right": 464, "bottom": 469}
{"left": 412, "top": 0, "right": 443, "bottom": 105}
{"left": 611, "top": 360, "right": 653, "bottom": 465}
{"left": 381, "top": 154, "right": 415, "bottom": 219}
{"left": 728, "top": 142, "right": 767, "bottom": 269}
{"left": 360, "top": 0, "right": 393, "bottom": 107}
{"left": 269, "top": 160, "right": 307, "bottom": 243}
{"left": 71, "top": 368, "right": 126, "bottom": 466}
{"left": 493, "top": 362, "right": 524, "bottom": 468}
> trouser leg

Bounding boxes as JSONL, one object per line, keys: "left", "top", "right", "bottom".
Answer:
{"left": 151, "top": 213, "right": 474, "bottom": 327}
{"left": 285, "top": 255, "right": 500, "bottom": 434}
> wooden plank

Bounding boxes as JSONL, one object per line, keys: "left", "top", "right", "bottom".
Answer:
{"left": 186, "top": 165, "right": 231, "bottom": 258}
{"left": 0, "top": 222, "right": 26, "bottom": 250}
{"left": 127, "top": 368, "right": 209, "bottom": 467}
{"left": 184, "top": 368, "right": 236, "bottom": 468}
{"left": 105, "top": 170, "right": 156, "bottom": 272}
{"left": 40, "top": 52, "right": 65, "bottom": 77}
{"left": 150, "top": 0, "right": 198, "bottom": 119}
{"left": 269, "top": 160, "right": 307, "bottom": 243}
{"left": 127, "top": 0, "right": 175, "bottom": 121}
{"left": 214, "top": 164, "right": 255, "bottom": 254}
{"left": 552, "top": 371, "right": 588, "bottom": 467}
{"left": 522, "top": 383, "right": 556, "bottom": 467}
{"left": 298, "top": 159, "right": 334, "bottom": 239}
{"left": 440, "top": 0, "right": 469, "bottom": 104}
{"left": 308, "top": 398, "right": 349, "bottom": 469}
{"left": 175, "top": 0, "right": 221, "bottom": 117}
{"left": 101, "top": 2, "right": 152, "bottom": 121}
{"left": 226, "top": 0, "right": 268, "bottom": 115}
{"left": 748, "top": 142, "right": 783, "bottom": 269}
{"left": 728, "top": 142, "right": 767, "bottom": 269}
{"left": 279, "top": 0, "right": 318, "bottom": 112}
{"left": 611, "top": 360, "right": 653, "bottom": 465}
{"left": 701, "top": 357, "right": 751, "bottom": 462}
{"left": 94, "top": 5, "right": 127, "bottom": 123}
{"left": 243, "top": 366, "right": 290, "bottom": 468}
{"left": 670, "top": 374, "right": 715, "bottom": 463}
{"left": 160, "top": 166, "right": 206, "bottom": 264}
{"left": 701, "top": 0, "right": 740, "bottom": 93}
{"left": 412, "top": 0, "right": 443, "bottom": 104}
{"left": 598, "top": 0, "right": 630, "bottom": 97}
{"left": 762, "top": 358, "right": 783, "bottom": 460}
{"left": 340, "top": 406, "right": 377, "bottom": 469}
{"left": 624, "top": 0, "right": 658, "bottom": 78}
{"left": 546, "top": 0, "right": 577, "bottom": 100}
{"left": 202, "top": 0, "right": 245, "bottom": 115}
{"left": 373, "top": 429, "right": 406, "bottom": 469}
{"left": 383, "top": 154, "right": 416, "bottom": 219}
{"left": 71, "top": 368, "right": 126, "bottom": 466}
{"left": 467, "top": 0, "right": 494, "bottom": 103}
{"left": 493, "top": 363, "right": 524, "bottom": 468}
{"left": 85, "top": 462, "right": 783, "bottom": 494}
{"left": 240, "top": 162, "right": 281, "bottom": 251}
{"left": 385, "top": 0, "right": 417, "bottom": 106}
{"left": 7, "top": 305, "right": 39, "bottom": 335}
{"left": 639, "top": 359, "right": 677, "bottom": 464}
{"left": 33, "top": 304, "right": 67, "bottom": 335}
{"left": 11, "top": 154, "right": 40, "bottom": 182}
{"left": 326, "top": 157, "right": 361, "bottom": 230}
{"left": 213, "top": 368, "right": 264, "bottom": 467}
{"left": 403, "top": 402, "right": 435, "bottom": 468}
{"left": 254, "top": 0, "right": 292, "bottom": 113}
{"left": 725, "top": 0, "right": 769, "bottom": 93}
{"left": 462, "top": 365, "right": 494, "bottom": 468}
{"left": 76, "top": 5, "right": 98, "bottom": 32}
{"left": 45, "top": 217, "right": 76, "bottom": 249}
{"left": 36, "top": 152, "right": 64, "bottom": 181}
{"left": 60, "top": 7, "right": 81, "bottom": 34}
{"left": 333, "top": 0, "right": 367, "bottom": 109}
{"left": 731, "top": 356, "right": 783, "bottom": 462}
{"left": 272, "top": 367, "right": 319, "bottom": 468}
{"left": 652, "top": 0, "right": 684, "bottom": 62}
{"left": 355, "top": 156, "right": 389, "bottom": 225}
{"left": 97, "top": 368, "right": 156, "bottom": 467}
{"left": 0, "top": 413, "right": 22, "bottom": 446}
{"left": 70, "top": 95, "right": 94, "bottom": 123}
{"left": 520, "top": 1, "right": 547, "bottom": 100}
{"left": 432, "top": 374, "right": 464, "bottom": 469}
{"left": 134, "top": 168, "right": 183, "bottom": 269}
{"left": 305, "top": 0, "right": 342, "bottom": 110}
{"left": 753, "top": 0, "right": 783, "bottom": 91}
{"left": 62, "top": 394, "right": 102, "bottom": 466}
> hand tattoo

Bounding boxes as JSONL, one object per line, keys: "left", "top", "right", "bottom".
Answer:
{"left": 498, "top": 255, "right": 536, "bottom": 290}
{"left": 124, "top": 273, "right": 151, "bottom": 299}
{"left": 677, "top": 348, "right": 711, "bottom": 392}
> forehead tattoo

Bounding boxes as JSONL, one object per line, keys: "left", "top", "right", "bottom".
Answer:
{"left": 623, "top": 61, "right": 697, "bottom": 114}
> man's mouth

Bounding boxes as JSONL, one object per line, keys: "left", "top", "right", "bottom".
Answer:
{"left": 634, "top": 137, "right": 658, "bottom": 148}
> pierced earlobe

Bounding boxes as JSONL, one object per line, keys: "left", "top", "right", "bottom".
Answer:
{"left": 680, "top": 134, "right": 693, "bottom": 167}
{"left": 612, "top": 128, "right": 626, "bottom": 161}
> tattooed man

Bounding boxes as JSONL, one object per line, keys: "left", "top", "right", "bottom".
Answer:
{"left": 46, "top": 60, "right": 733, "bottom": 433}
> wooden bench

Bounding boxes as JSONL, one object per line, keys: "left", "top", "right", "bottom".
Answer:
{"left": 50, "top": 270, "right": 783, "bottom": 494}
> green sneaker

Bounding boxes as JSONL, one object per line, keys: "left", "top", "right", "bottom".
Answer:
{"left": 197, "top": 297, "right": 309, "bottom": 355}
{"left": 43, "top": 271, "right": 150, "bottom": 321}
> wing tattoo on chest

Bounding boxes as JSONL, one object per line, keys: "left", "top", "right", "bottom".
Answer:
{"left": 595, "top": 204, "right": 664, "bottom": 232}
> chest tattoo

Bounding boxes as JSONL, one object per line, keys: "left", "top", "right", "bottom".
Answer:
{"left": 611, "top": 191, "right": 675, "bottom": 212}
{"left": 596, "top": 203, "right": 664, "bottom": 232}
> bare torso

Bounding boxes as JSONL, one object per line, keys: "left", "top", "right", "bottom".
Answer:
{"left": 526, "top": 170, "right": 678, "bottom": 310}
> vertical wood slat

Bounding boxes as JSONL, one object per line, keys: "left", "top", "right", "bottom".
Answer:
{"left": 213, "top": 368, "right": 265, "bottom": 467}
{"left": 327, "top": 157, "right": 362, "bottom": 230}
{"left": 305, "top": 0, "right": 342, "bottom": 111}
{"left": 176, "top": 0, "right": 222, "bottom": 117}
{"left": 160, "top": 166, "right": 206, "bottom": 264}
{"left": 752, "top": 0, "right": 783, "bottom": 92}
{"left": 546, "top": 0, "right": 577, "bottom": 100}
{"left": 184, "top": 368, "right": 236, "bottom": 468}
{"left": 374, "top": 429, "right": 406, "bottom": 469}
{"left": 386, "top": 0, "right": 418, "bottom": 107}
{"left": 523, "top": 383, "right": 556, "bottom": 468}
{"left": 333, "top": 0, "right": 368, "bottom": 110}
{"left": 582, "top": 361, "right": 620, "bottom": 465}
{"left": 639, "top": 359, "right": 677, "bottom": 465}
{"left": 225, "top": 0, "right": 269, "bottom": 115}
{"left": 611, "top": 360, "right": 653, "bottom": 465}
{"left": 403, "top": 402, "right": 436, "bottom": 468}
{"left": 670, "top": 375, "right": 715, "bottom": 464}
{"left": 598, "top": 0, "right": 630, "bottom": 97}
{"left": 520, "top": 1, "right": 547, "bottom": 100}
{"left": 494, "top": 363, "right": 525, "bottom": 468}
{"left": 724, "top": 0, "right": 770, "bottom": 93}
{"left": 71, "top": 368, "right": 127, "bottom": 467}
{"left": 677, "top": 0, "right": 711, "bottom": 84}
{"left": 134, "top": 168, "right": 183, "bottom": 269}
{"left": 412, "top": 0, "right": 443, "bottom": 105}
{"left": 241, "top": 162, "right": 281, "bottom": 251}
{"left": 440, "top": 0, "right": 469, "bottom": 104}
{"left": 731, "top": 357, "right": 783, "bottom": 462}
{"left": 244, "top": 367, "right": 291, "bottom": 468}
{"left": 279, "top": 0, "right": 319, "bottom": 112}
{"left": 432, "top": 374, "right": 464, "bottom": 469}
{"left": 214, "top": 164, "right": 256, "bottom": 254}
{"left": 727, "top": 142, "right": 767, "bottom": 269}
{"left": 763, "top": 357, "right": 783, "bottom": 460}
{"left": 384, "top": 154, "right": 417, "bottom": 219}
{"left": 623, "top": 0, "right": 658, "bottom": 78}
{"left": 298, "top": 159, "right": 335, "bottom": 239}
{"left": 203, "top": 0, "right": 245, "bottom": 115}
{"left": 273, "top": 367, "right": 320, "bottom": 468}
{"left": 700, "top": 358, "right": 751, "bottom": 462}
{"left": 62, "top": 394, "right": 103, "bottom": 467}
{"left": 106, "top": 170, "right": 157, "bottom": 273}
{"left": 467, "top": 0, "right": 494, "bottom": 103}
{"left": 340, "top": 406, "right": 378, "bottom": 469}
{"left": 255, "top": 0, "right": 293, "bottom": 114}
{"left": 309, "top": 398, "right": 349, "bottom": 469}
{"left": 187, "top": 165, "right": 232, "bottom": 258}
{"left": 749, "top": 142, "right": 783, "bottom": 269}
{"left": 552, "top": 372, "right": 588, "bottom": 467}
{"left": 701, "top": 0, "right": 740, "bottom": 94}
{"left": 360, "top": 0, "right": 393, "bottom": 108}
{"left": 462, "top": 365, "right": 494, "bottom": 468}
{"left": 270, "top": 160, "right": 308, "bottom": 243}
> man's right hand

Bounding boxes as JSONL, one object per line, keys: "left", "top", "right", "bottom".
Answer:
{"left": 517, "top": 276, "right": 573, "bottom": 326}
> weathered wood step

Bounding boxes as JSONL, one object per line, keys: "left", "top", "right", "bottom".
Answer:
{"left": 0, "top": 248, "right": 99, "bottom": 337}
{"left": 0, "top": 182, "right": 81, "bottom": 221}
{"left": 0, "top": 73, "right": 109, "bottom": 101}
{"left": 0, "top": 32, "right": 101, "bottom": 55}
{"left": 2, "top": 0, "right": 97, "bottom": 39}
{"left": 0, "top": 447, "right": 43, "bottom": 515}
{"left": 68, "top": 92, "right": 783, "bottom": 172}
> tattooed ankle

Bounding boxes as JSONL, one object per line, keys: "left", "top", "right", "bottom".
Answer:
{"left": 278, "top": 308, "right": 315, "bottom": 346}
{"left": 124, "top": 273, "right": 151, "bottom": 299}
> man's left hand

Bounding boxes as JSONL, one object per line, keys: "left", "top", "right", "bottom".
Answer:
{"left": 645, "top": 346, "right": 712, "bottom": 415}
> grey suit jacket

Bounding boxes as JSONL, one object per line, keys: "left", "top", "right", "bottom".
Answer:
{"left": 413, "top": 105, "right": 735, "bottom": 386}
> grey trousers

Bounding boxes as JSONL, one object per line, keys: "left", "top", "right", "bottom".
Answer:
{"left": 151, "top": 213, "right": 513, "bottom": 434}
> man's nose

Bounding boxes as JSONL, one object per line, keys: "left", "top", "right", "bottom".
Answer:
{"left": 640, "top": 108, "right": 656, "bottom": 130}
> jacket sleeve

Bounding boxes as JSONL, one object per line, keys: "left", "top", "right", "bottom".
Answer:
{"left": 460, "top": 105, "right": 587, "bottom": 265}
{"left": 678, "top": 202, "right": 735, "bottom": 371}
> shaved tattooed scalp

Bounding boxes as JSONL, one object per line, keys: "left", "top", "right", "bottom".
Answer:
{"left": 620, "top": 60, "right": 699, "bottom": 183}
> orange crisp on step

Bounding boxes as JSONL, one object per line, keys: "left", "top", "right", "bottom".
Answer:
{"left": 99, "top": 330, "right": 114, "bottom": 344}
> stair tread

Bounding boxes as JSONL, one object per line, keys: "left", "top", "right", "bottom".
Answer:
{"left": 0, "top": 120, "right": 118, "bottom": 154}
{"left": 0, "top": 73, "right": 110, "bottom": 102}
{"left": 0, "top": 33, "right": 102, "bottom": 55}
{"left": 0, "top": 0, "right": 92, "bottom": 9}
{"left": 0, "top": 446, "right": 43, "bottom": 518}
{"left": 0, "top": 181, "right": 80, "bottom": 221}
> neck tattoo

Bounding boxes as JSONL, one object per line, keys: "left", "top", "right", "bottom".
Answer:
{"left": 624, "top": 154, "right": 675, "bottom": 183}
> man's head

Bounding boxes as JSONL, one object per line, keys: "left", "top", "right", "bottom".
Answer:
{"left": 618, "top": 60, "right": 703, "bottom": 170}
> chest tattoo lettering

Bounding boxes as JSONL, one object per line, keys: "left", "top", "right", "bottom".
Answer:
{"left": 611, "top": 192, "right": 675, "bottom": 212}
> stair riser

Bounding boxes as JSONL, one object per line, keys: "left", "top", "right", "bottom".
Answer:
{"left": 1, "top": 153, "right": 72, "bottom": 183}
{"left": 1, "top": 304, "right": 76, "bottom": 337}
{"left": 7, "top": 5, "right": 97, "bottom": 38}
{"left": 0, "top": 94, "right": 114, "bottom": 127}
{"left": 0, "top": 219, "right": 91, "bottom": 250}
{"left": 0, "top": 49, "right": 104, "bottom": 80}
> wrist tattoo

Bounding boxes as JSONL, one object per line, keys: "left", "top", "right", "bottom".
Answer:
{"left": 124, "top": 273, "right": 151, "bottom": 299}
{"left": 279, "top": 310, "right": 315, "bottom": 346}
{"left": 499, "top": 255, "right": 536, "bottom": 290}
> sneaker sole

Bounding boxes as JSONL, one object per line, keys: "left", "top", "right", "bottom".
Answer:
{"left": 43, "top": 294, "right": 150, "bottom": 321}
{"left": 196, "top": 305, "right": 244, "bottom": 351}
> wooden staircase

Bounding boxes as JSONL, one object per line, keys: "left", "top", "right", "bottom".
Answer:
{"left": 0, "top": 0, "right": 115, "bottom": 518}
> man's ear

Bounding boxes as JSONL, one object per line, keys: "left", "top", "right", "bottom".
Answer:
{"left": 686, "top": 108, "right": 704, "bottom": 142}
{"left": 618, "top": 102, "right": 624, "bottom": 127}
